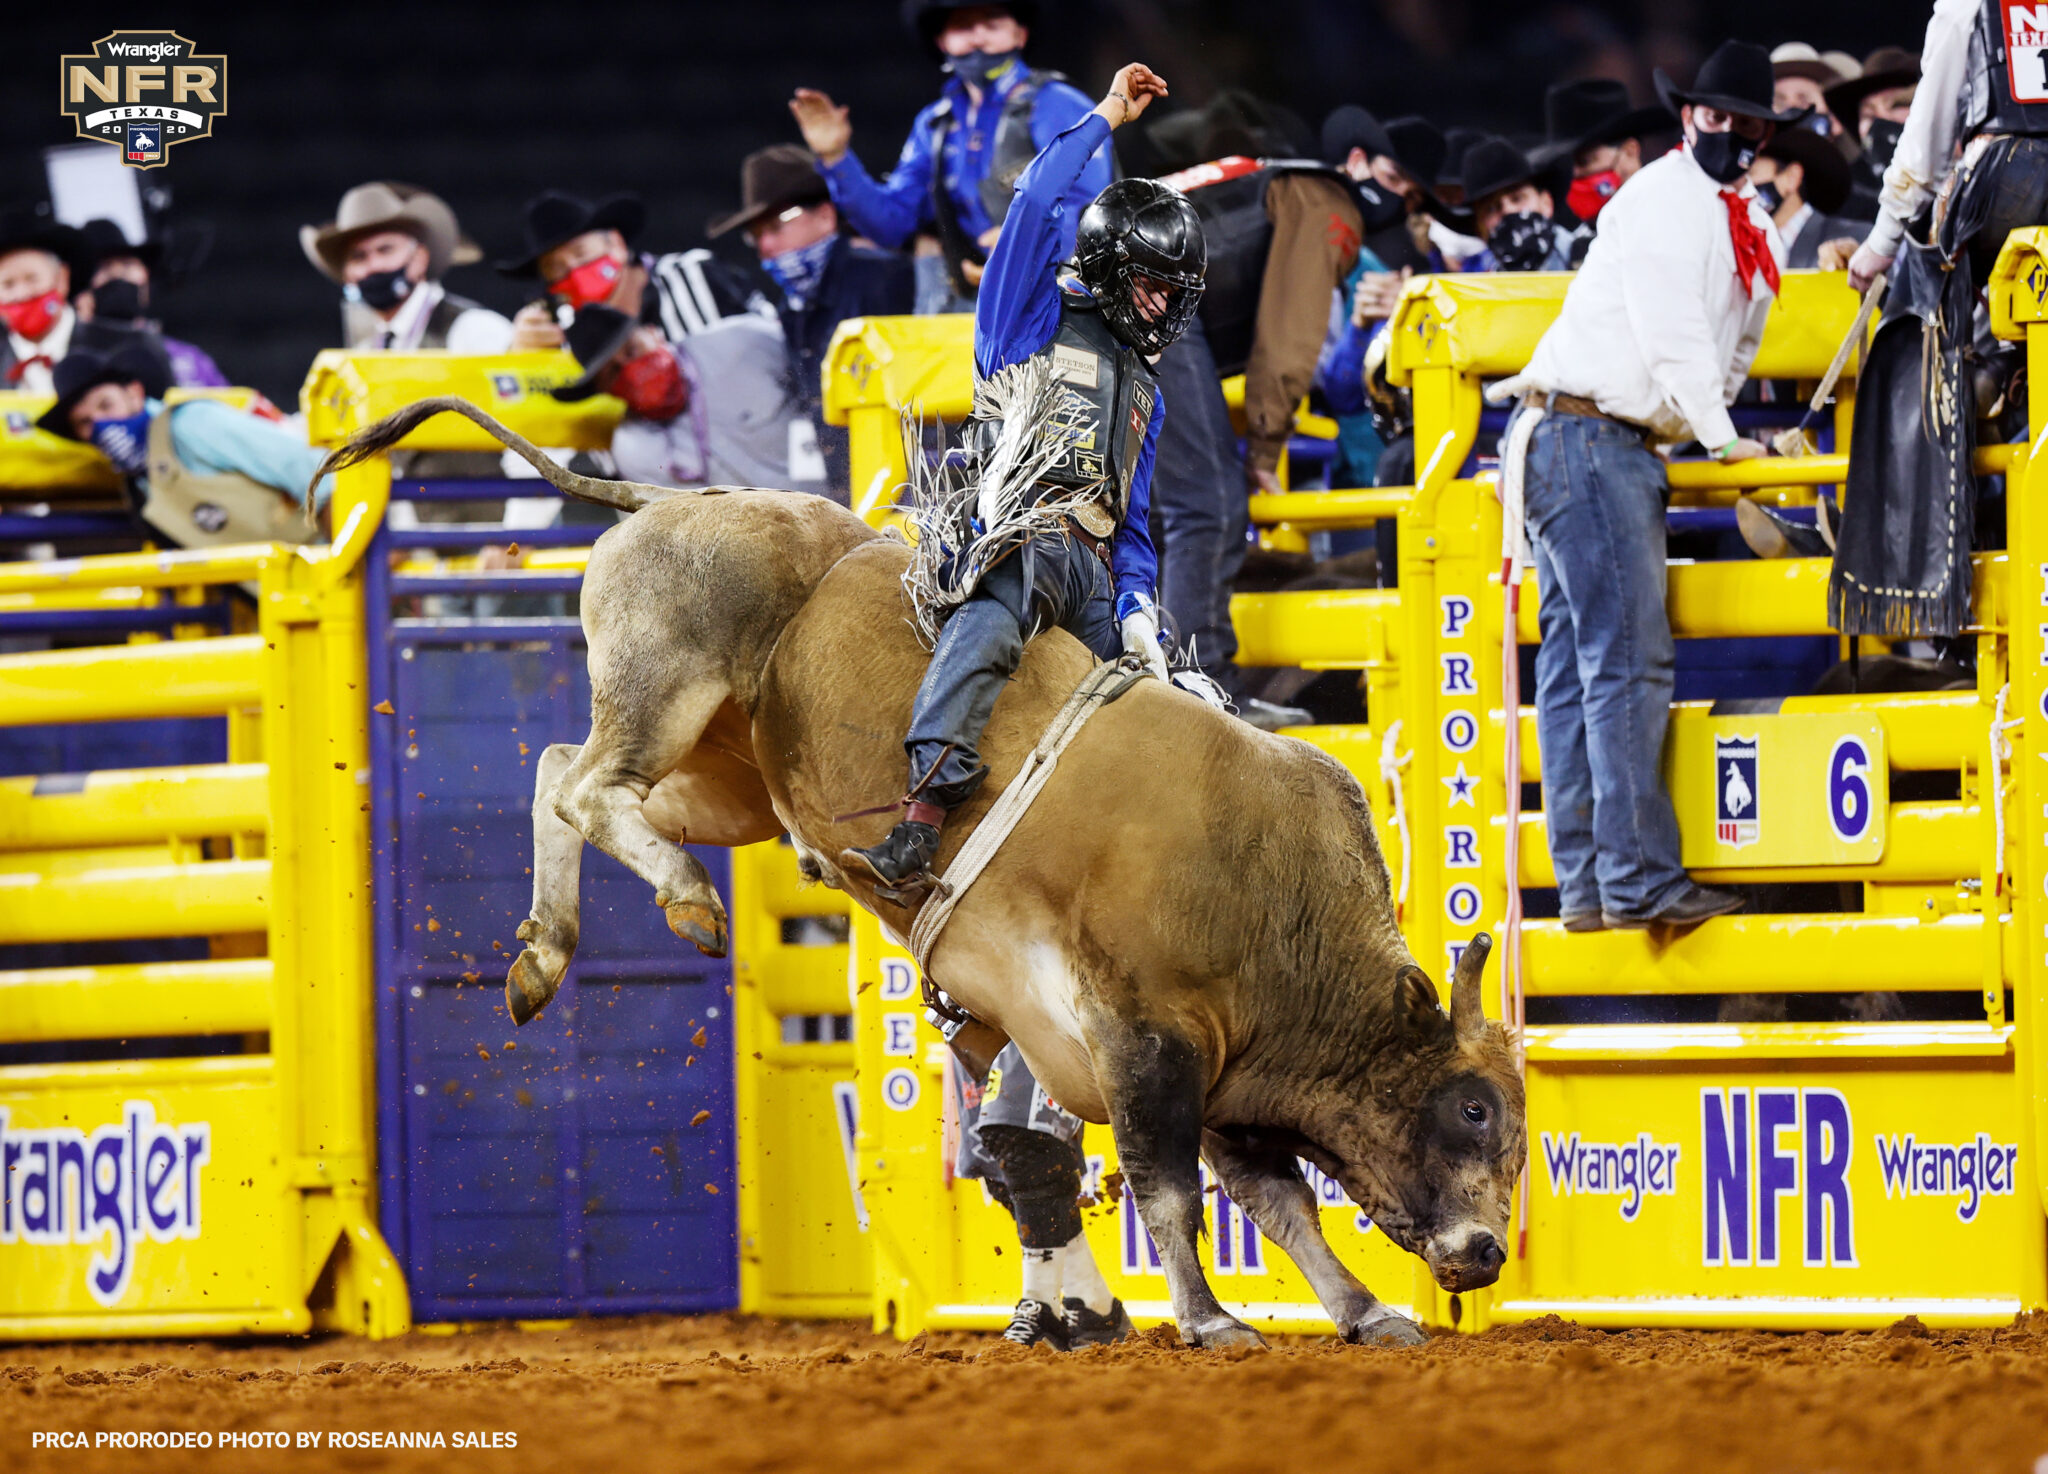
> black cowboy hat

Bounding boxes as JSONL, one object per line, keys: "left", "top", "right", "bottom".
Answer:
{"left": 548, "top": 304, "right": 640, "bottom": 403}
{"left": 496, "top": 191, "right": 646, "bottom": 278}
{"left": 708, "top": 146, "right": 833, "bottom": 238}
{"left": 899, "top": 0, "right": 1039, "bottom": 50}
{"left": 1761, "top": 125, "right": 1853, "bottom": 216}
{"left": 1459, "top": 135, "right": 1550, "bottom": 210}
{"left": 0, "top": 204, "right": 89, "bottom": 283}
{"left": 1319, "top": 105, "right": 1394, "bottom": 168}
{"left": 1655, "top": 40, "right": 1814, "bottom": 127}
{"left": 1823, "top": 46, "right": 1920, "bottom": 130}
{"left": 77, "top": 217, "right": 162, "bottom": 272}
{"left": 1532, "top": 79, "right": 1674, "bottom": 168}
{"left": 1146, "top": 90, "right": 1305, "bottom": 171}
{"left": 1377, "top": 117, "right": 1471, "bottom": 225}
{"left": 34, "top": 330, "right": 172, "bottom": 439}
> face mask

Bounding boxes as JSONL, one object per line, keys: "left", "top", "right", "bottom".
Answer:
{"left": 1801, "top": 112, "right": 1833, "bottom": 137}
{"left": 611, "top": 346, "right": 689, "bottom": 422}
{"left": 762, "top": 234, "right": 837, "bottom": 307}
{"left": 90, "top": 278, "right": 147, "bottom": 323}
{"left": 89, "top": 408, "right": 152, "bottom": 474}
{"left": 1688, "top": 127, "right": 1758, "bottom": 186}
{"left": 1565, "top": 170, "right": 1621, "bottom": 222}
{"left": 343, "top": 266, "right": 415, "bottom": 313}
{"left": 942, "top": 48, "right": 1020, "bottom": 89}
{"left": 1, "top": 288, "right": 66, "bottom": 341}
{"left": 1753, "top": 179, "right": 1783, "bottom": 215}
{"left": 1863, "top": 118, "right": 1904, "bottom": 169}
{"left": 1486, "top": 212, "right": 1555, "bottom": 272}
{"left": 552, "top": 253, "right": 624, "bottom": 308}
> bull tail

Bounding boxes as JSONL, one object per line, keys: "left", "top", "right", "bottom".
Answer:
{"left": 309, "top": 394, "right": 676, "bottom": 514}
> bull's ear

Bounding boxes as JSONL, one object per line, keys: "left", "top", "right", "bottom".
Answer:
{"left": 1396, "top": 965, "right": 1446, "bottom": 1037}
{"left": 1451, "top": 933, "right": 1493, "bottom": 1043}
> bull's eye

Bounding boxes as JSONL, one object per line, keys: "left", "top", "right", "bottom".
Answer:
{"left": 1461, "top": 1100, "right": 1488, "bottom": 1126}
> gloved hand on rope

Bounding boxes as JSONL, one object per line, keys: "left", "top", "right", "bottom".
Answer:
{"left": 1116, "top": 591, "right": 1172, "bottom": 683}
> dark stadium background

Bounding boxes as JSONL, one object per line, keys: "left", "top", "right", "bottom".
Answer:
{"left": 3, "top": 2, "right": 1932, "bottom": 402}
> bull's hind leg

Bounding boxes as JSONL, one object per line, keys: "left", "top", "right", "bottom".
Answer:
{"left": 555, "top": 681, "right": 732, "bottom": 960}
{"left": 506, "top": 743, "right": 586, "bottom": 1026}
{"left": 1085, "top": 1010, "right": 1263, "bottom": 1349}
{"left": 1201, "top": 1128, "right": 1426, "bottom": 1347}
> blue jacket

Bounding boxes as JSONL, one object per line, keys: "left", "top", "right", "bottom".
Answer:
{"left": 975, "top": 112, "right": 1160, "bottom": 609}
{"left": 777, "top": 235, "right": 916, "bottom": 490}
{"left": 819, "top": 66, "right": 1111, "bottom": 251}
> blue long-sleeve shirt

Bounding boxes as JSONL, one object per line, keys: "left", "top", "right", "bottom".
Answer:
{"left": 164, "top": 399, "right": 334, "bottom": 509}
{"left": 819, "top": 66, "right": 1111, "bottom": 253}
{"left": 973, "top": 111, "right": 1159, "bottom": 609}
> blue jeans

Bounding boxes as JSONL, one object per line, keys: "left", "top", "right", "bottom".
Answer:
{"left": 1150, "top": 316, "right": 1247, "bottom": 692}
{"left": 905, "top": 532, "right": 1121, "bottom": 807}
{"left": 1522, "top": 410, "right": 1688, "bottom": 919}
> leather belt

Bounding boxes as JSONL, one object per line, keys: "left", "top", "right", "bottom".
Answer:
{"left": 1063, "top": 515, "right": 1114, "bottom": 571}
{"left": 1524, "top": 389, "right": 1648, "bottom": 437}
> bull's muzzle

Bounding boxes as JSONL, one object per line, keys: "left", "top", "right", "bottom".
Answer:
{"left": 1426, "top": 1227, "right": 1508, "bottom": 1293}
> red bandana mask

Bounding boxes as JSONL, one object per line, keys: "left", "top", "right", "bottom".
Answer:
{"left": 612, "top": 346, "right": 689, "bottom": 422}
{"left": 1722, "top": 190, "right": 1780, "bottom": 300}
{"left": 0, "top": 288, "right": 65, "bottom": 342}
{"left": 1566, "top": 170, "right": 1621, "bottom": 222}
{"left": 551, "top": 254, "right": 624, "bottom": 308}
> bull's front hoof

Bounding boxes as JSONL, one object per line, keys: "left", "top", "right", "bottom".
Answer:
{"left": 1180, "top": 1314, "right": 1266, "bottom": 1350}
{"left": 662, "top": 895, "right": 730, "bottom": 958}
{"left": 1342, "top": 1308, "right": 1428, "bottom": 1347}
{"left": 505, "top": 918, "right": 573, "bottom": 1025}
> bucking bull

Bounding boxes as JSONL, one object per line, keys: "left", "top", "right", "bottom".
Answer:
{"left": 320, "top": 399, "right": 1527, "bottom": 1348}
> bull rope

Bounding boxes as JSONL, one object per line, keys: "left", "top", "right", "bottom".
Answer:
{"left": 908, "top": 656, "right": 1151, "bottom": 977}
{"left": 1990, "top": 683, "right": 2021, "bottom": 897}
{"left": 1377, "top": 721, "right": 1412, "bottom": 919}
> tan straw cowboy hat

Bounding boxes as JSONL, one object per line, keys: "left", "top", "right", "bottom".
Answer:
{"left": 300, "top": 181, "right": 481, "bottom": 281}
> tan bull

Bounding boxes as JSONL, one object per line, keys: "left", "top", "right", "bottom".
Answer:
{"left": 320, "top": 399, "right": 1527, "bottom": 1349}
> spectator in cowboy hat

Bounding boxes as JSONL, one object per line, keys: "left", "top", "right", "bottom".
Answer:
{"left": 1749, "top": 128, "right": 1859, "bottom": 269}
{"left": 708, "top": 144, "right": 912, "bottom": 497}
{"left": 72, "top": 217, "right": 227, "bottom": 388}
{"left": 548, "top": 302, "right": 828, "bottom": 497}
{"left": 1460, "top": 136, "right": 1577, "bottom": 272}
{"left": 0, "top": 205, "right": 89, "bottom": 395}
{"left": 1826, "top": 45, "right": 1921, "bottom": 220}
{"left": 1375, "top": 116, "right": 1476, "bottom": 268}
{"left": 38, "top": 338, "right": 327, "bottom": 548}
{"left": 500, "top": 189, "right": 767, "bottom": 352}
{"left": 301, "top": 181, "right": 511, "bottom": 354}
{"left": 1771, "top": 44, "right": 1856, "bottom": 141}
{"left": 1531, "top": 79, "right": 1673, "bottom": 225}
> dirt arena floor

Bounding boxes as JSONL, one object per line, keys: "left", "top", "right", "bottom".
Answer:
{"left": 7, "top": 1311, "right": 2048, "bottom": 1473}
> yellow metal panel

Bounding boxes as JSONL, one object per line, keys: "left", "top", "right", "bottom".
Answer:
{"left": 1231, "top": 587, "right": 1401, "bottom": 669}
{"left": 0, "top": 391, "right": 126, "bottom": 496}
{"left": 299, "top": 351, "right": 622, "bottom": 450}
{"left": 0, "top": 544, "right": 277, "bottom": 595}
{"left": 0, "top": 764, "right": 268, "bottom": 849}
{"left": 0, "top": 1056, "right": 308, "bottom": 1337}
{"left": 1668, "top": 712, "right": 1885, "bottom": 868}
{"left": 0, "top": 958, "right": 272, "bottom": 1042}
{"left": 1514, "top": 800, "right": 1977, "bottom": 889}
{"left": 1489, "top": 1029, "right": 2044, "bottom": 1326}
{"left": 1519, "top": 915, "right": 1986, "bottom": 996}
{"left": 0, "top": 635, "right": 262, "bottom": 725}
{"left": 820, "top": 315, "right": 975, "bottom": 427}
{"left": 1987, "top": 226, "right": 2048, "bottom": 339}
{"left": 0, "top": 858, "right": 268, "bottom": 943}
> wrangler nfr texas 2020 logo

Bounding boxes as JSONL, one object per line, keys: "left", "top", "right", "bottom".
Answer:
{"left": 60, "top": 32, "right": 226, "bottom": 170}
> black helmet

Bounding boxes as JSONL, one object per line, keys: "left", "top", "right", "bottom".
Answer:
{"left": 1074, "top": 178, "right": 1206, "bottom": 356}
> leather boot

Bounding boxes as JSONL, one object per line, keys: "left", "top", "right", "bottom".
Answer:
{"left": 840, "top": 819, "right": 942, "bottom": 891}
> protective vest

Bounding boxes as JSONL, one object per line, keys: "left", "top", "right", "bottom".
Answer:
{"left": 972, "top": 287, "right": 1158, "bottom": 529}
{"left": 418, "top": 290, "right": 485, "bottom": 348}
{"left": 143, "top": 409, "right": 313, "bottom": 551}
{"left": 1961, "top": 0, "right": 2048, "bottom": 139}
{"left": 1161, "top": 156, "right": 1394, "bottom": 377}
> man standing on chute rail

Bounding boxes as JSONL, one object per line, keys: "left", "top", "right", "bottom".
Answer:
{"left": 838, "top": 61, "right": 1205, "bottom": 896}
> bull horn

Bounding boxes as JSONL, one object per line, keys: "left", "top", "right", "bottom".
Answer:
{"left": 1450, "top": 933, "right": 1492, "bottom": 1042}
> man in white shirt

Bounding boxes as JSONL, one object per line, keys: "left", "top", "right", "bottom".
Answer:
{"left": 1508, "top": 40, "right": 1800, "bottom": 932}
{"left": 0, "top": 209, "right": 87, "bottom": 396}
{"left": 300, "top": 182, "right": 512, "bottom": 354}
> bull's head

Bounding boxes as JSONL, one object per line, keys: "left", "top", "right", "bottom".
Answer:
{"left": 1302, "top": 934, "right": 1526, "bottom": 1294}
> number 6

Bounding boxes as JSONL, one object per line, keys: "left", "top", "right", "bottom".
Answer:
{"left": 1828, "top": 737, "right": 1872, "bottom": 841}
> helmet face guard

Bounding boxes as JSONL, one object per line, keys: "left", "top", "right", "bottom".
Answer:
{"left": 1075, "top": 178, "right": 1208, "bottom": 356}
